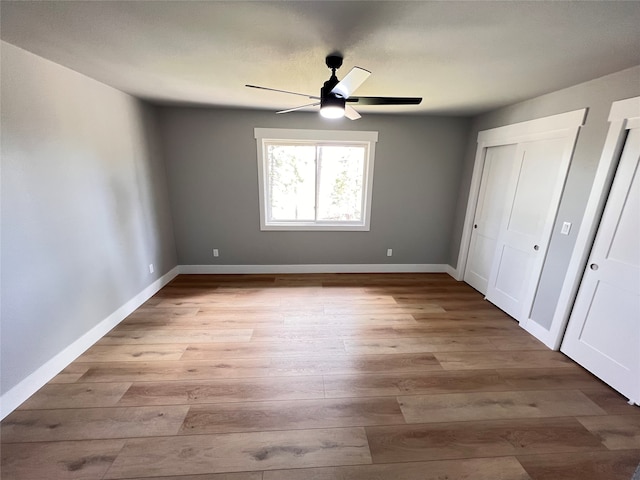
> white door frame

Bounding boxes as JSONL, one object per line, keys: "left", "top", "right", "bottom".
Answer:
{"left": 545, "top": 96, "right": 640, "bottom": 350}
{"left": 454, "top": 109, "right": 587, "bottom": 282}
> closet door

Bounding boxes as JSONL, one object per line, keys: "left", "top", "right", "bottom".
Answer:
{"left": 561, "top": 127, "right": 640, "bottom": 403}
{"left": 464, "top": 144, "right": 517, "bottom": 294}
{"left": 485, "top": 136, "right": 573, "bottom": 321}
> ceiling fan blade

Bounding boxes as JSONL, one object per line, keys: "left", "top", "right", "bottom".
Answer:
{"left": 330, "top": 67, "right": 371, "bottom": 98}
{"left": 347, "top": 96, "right": 422, "bottom": 105}
{"left": 344, "top": 105, "right": 361, "bottom": 120}
{"left": 276, "top": 103, "right": 321, "bottom": 114}
{"left": 246, "top": 84, "right": 320, "bottom": 100}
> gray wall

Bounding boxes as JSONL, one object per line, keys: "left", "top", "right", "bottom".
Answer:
{"left": 451, "top": 65, "right": 640, "bottom": 329}
{"left": 0, "top": 42, "right": 177, "bottom": 395}
{"left": 158, "top": 107, "right": 470, "bottom": 266}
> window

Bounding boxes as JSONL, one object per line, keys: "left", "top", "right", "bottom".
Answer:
{"left": 255, "top": 128, "right": 378, "bottom": 231}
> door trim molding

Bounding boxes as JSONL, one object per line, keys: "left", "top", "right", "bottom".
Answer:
{"left": 545, "top": 96, "right": 640, "bottom": 350}
{"left": 454, "top": 109, "right": 587, "bottom": 281}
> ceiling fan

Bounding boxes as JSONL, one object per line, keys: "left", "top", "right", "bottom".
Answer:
{"left": 246, "top": 54, "right": 422, "bottom": 120}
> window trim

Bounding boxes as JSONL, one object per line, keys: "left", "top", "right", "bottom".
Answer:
{"left": 255, "top": 128, "right": 378, "bottom": 231}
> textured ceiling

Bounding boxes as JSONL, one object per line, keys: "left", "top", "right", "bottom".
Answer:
{"left": 2, "top": 1, "right": 639, "bottom": 115}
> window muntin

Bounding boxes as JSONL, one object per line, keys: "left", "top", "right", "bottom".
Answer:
{"left": 255, "top": 129, "right": 378, "bottom": 231}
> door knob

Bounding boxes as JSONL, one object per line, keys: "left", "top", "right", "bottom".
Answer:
{"left": 533, "top": 245, "right": 539, "bottom": 251}
{"left": 590, "top": 263, "right": 599, "bottom": 271}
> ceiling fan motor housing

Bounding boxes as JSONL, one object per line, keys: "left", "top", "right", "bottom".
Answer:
{"left": 322, "top": 54, "right": 347, "bottom": 109}
{"left": 321, "top": 93, "right": 346, "bottom": 111}
{"left": 321, "top": 75, "right": 345, "bottom": 110}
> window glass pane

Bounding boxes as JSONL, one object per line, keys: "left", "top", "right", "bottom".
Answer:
{"left": 317, "top": 146, "right": 365, "bottom": 221}
{"left": 267, "top": 145, "right": 316, "bottom": 221}
{"left": 256, "top": 129, "right": 376, "bottom": 231}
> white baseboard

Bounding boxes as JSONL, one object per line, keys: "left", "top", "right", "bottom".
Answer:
{"left": 0, "top": 266, "right": 179, "bottom": 420}
{"left": 445, "top": 264, "right": 459, "bottom": 279}
{"left": 179, "top": 264, "right": 452, "bottom": 274}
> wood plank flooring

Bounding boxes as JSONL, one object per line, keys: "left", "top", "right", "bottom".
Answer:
{"left": 2, "top": 273, "right": 639, "bottom": 479}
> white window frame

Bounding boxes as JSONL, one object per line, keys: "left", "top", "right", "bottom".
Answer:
{"left": 255, "top": 128, "right": 378, "bottom": 231}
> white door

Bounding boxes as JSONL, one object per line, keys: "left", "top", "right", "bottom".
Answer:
{"left": 464, "top": 144, "right": 517, "bottom": 294}
{"left": 486, "top": 136, "right": 574, "bottom": 321}
{"left": 561, "top": 127, "right": 640, "bottom": 403}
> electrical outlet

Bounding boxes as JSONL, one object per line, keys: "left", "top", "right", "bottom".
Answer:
{"left": 561, "top": 222, "right": 572, "bottom": 235}
{"left": 148, "top": 264, "right": 154, "bottom": 274}
{"left": 213, "top": 249, "right": 219, "bottom": 257}
{"left": 387, "top": 248, "right": 393, "bottom": 257}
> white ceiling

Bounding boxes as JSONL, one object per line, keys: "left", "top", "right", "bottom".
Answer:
{"left": 2, "top": 1, "right": 639, "bottom": 116}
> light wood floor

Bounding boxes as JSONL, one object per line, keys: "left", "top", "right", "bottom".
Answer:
{"left": 2, "top": 273, "right": 639, "bottom": 479}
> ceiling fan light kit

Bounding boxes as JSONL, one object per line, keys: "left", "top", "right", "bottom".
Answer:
{"left": 246, "top": 54, "right": 422, "bottom": 120}
{"left": 320, "top": 96, "right": 346, "bottom": 119}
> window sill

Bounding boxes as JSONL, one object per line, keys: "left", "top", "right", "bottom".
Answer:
{"left": 261, "top": 223, "right": 370, "bottom": 232}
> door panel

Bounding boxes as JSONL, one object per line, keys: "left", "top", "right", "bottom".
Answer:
{"left": 508, "top": 143, "right": 562, "bottom": 236}
{"left": 493, "top": 245, "right": 530, "bottom": 304}
{"left": 486, "top": 137, "right": 572, "bottom": 321}
{"left": 579, "top": 282, "right": 637, "bottom": 368}
{"left": 464, "top": 144, "right": 517, "bottom": 294}
{"left": 561, "top": 128, "right": 640, "bottom": 402}
{"left": 607, "top": 168, "right": 639, "bottom": 267}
